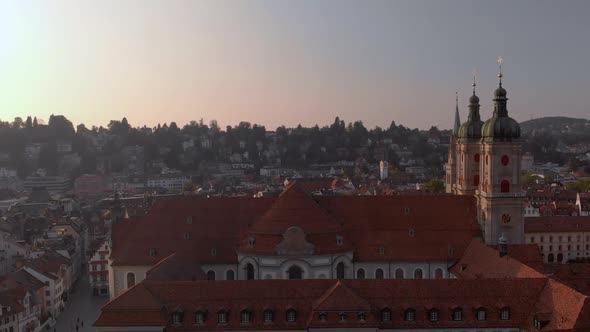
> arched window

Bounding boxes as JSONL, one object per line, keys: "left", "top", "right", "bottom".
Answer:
{"left": 207, "top": 270, "right": 216, "bottom": 280}
{"left": 452, "top": 307, "right": 462, "bottom": 321}
{"left": 476, "top": 307, "right": 487, "bottom": 321}
{"left": 473, "top": 174, "right": 480, "bottom": 186}
{"left": 394, "top": 268, "right": 404, "bottom": 279}
{"left": 172, "top": 311, "right": 183, "bottom": 325}
{"left": 375, "top": 268, "right": 384, "bottom": 279}
{"left": 241, "top": 310, "right": 252, "bottom": 324}
{"left": 319, "top": 312, "right": 327, "bottom": 321}
{"left": 245, "top": 263, "right": 255, "bottom": 280}
{"left": 339, "top": 312, "right": 347, "bottom": 321}
{"left": 264, "top": 309, "right": 274, "bottom": 323}
{"left": 500, "top": 307, "right": 510, "bottom": 320}
{"left": 413, "top": 268, "right": 423, "bottom": 279}
{"left": 381, "top": 308, "right": 391, "bottom": 322}
{"left": 557, "top": 253, "right": 563, "bottom": 262}
{"left": 126, "top": 272, "right": 136, "bottom": 288}
{"left": 195, "top": 311, "right": 205, "bottom": 324}
{"left": 226, "top": 270, "right": 235, "bottom": 280}
{"left": 548, "top": 253, "right": 555, "bottom": 263}
{"left": 434, "top": 268, "right": 444, "bottom": 279}
{"left": 357, "top": 312, "right": 366, "bottom": 321}
{"left": 501, "top": 180, "right": 510, "bottom": 193}
{"left": 404, "top": 309, "right": 415, "bottom": 321}
{"left": 336, "top": 262, "right": 345, "bottom": 279}
{"left": 218, "top": 311, "right": 228, "bottom": 324}
{"left": 286, "top": 309, "right": 297, "bottom": 322}
{"left": 356, "top": 268, "right": 366, "bottom": 279}
{"left": 288, "top": 265, "right": 303, "bottom": 279}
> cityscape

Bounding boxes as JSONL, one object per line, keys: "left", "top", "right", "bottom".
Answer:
{"left": 1, "top": 1, "right": 590, "bottom": 332}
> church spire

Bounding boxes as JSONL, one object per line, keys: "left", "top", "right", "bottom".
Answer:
{"left": 493, "top": 56, "right": 508, "bottom": 117}
{"left": 453, "top": 92, "right": 461, "bottom": 136}
{"left": 468, "top": 71, "right": 481, "bottom": 122}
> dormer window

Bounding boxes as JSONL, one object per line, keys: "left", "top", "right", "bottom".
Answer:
{"left": 172, "top": 311, "right": 183, "bottom": 325}
{"left": 500, "top": 307, "right": 510, "bottom": 320}
{"left": 381, "top": 308, "right": 391, "bottom": 322}
{"left": 476, "top": 307, "right": 487, "bottom": 321}
{"left": 186, "top": 216, "right": 193, "bottom": 224}
{"left": 339, "top": 312, "right": 347, "bottom": 321}
{"left": 241, "top": 310, "right": 252, "bottom": 324}
{"left": 149, "top": 248, "right": 157, "bottom": 257}
{"left": 319, "top": 312, "right": 327, "bottom": 321}
{"left": 378, "top": 245, "right": 385, "bottom": 255}
{"left": 452, "top": 308, "right": 462, "bottom": 321}
{"left": 218, "top": 311, "right": 228, "bottom": 324}
{"left": 409, "top": 228, "right": 415, "bottom": 237}
{"left": 404, "top": 207, "right": 411, "bottom": 215}
{"left": 336, "top": 235, "right": 344, "bottom": 246}
{"left": 195, "top": 311, "right": 205, "bottom": 324}
{"left": 286, "top": 309, "right": 297, "bottom": 322}
{"left": 248, "top": 236, "right": 255, "bottom": 248}
{"left": 404, "top": 309, "right": 415, "bottom": 321}
{"left": 183, "top": 232, "right": 191, "bottom": 240}
{"left": 429, "top": 309, "right": 439, "bottom": 322}
{"left": 210, "top": 248, "right": 217, "bottom": 256}
{"left": 264, "top": 309, "right": 274, "bottom": 323}
{"left": 357, "top": 312, "right": 366, "bottom": 322}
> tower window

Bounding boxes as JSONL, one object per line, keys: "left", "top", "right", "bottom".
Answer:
{"left": 474, "top": 153, "right": 480, "bottom": 162}
{"left": 501, "top": 155, "right": 509, "bottom": 166}
{"left": 473, "top": 174, "right": 480, "bottom": 186}
{"left": 501, "top": 180, "right": 510, "bottom": 193}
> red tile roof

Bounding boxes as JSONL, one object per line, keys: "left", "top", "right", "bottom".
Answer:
{"left": 111, "top": 183, "right": 481, "bottom": 266}
{"left": 96, "top": 278, "right": 567, "bottom": 330}
{"left": 546, "top": 264, "right": 590, "bottom": 295}
{"left": 525, "top": 216, "right": 590, "bottom": 233}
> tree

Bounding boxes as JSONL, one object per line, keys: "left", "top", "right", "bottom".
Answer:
{"left": 422, "top": 179, "right": 445, "bottom": 193}
{"left": 33, "top": 117, "right": 38, "bottom": 127}
{"left": 12, "top": 117, "right": 23, "bottom": 129}
{"left": 25, "top": 116, "right": 33, "bottom": 129}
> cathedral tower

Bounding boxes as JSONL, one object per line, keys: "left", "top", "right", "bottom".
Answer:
{"left": 455, "top": 76, "right": 484, "bottom": 196}
{"left": 477, "top": 59, "right": 524, "bottom": 245}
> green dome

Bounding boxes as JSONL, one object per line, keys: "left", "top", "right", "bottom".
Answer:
{"left": 458, "top": 119, "right": 484, "bottom": 140}
{"left": 481, "top": 115, "right": 521, "bottom": 142}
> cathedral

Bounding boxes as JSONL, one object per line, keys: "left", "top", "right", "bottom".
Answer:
{"left": 445, "top": 64, "right": 525, "bottom": 245}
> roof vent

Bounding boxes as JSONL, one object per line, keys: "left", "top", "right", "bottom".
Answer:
{"left": 149, "top": 248, "right": 157, "bottom": 257}
{"left": 408, "top": 228, "right": 416, "bottom": 237}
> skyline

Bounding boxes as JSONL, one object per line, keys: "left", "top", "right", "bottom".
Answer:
{"left": 1, "top": 0, "right": 590, "bottom": 130}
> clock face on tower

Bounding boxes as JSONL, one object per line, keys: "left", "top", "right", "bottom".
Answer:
{"left": 501, "top": 213, "right": 511, "bottom": 224}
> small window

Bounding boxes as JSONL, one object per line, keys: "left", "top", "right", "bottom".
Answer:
{"left": 358, "top": 312, "right": 366, "bottom": 322}
{"left": 474, "top": 153, "right": 480, "bottom": 162}
{"left": 264, "top": 309, "right": 274, "bottom": 323}
{"left": 207, "top": 270, "right": 216, "bottom": 280}
{"left": 226, "top": 270, "right": 235, "bottom": 280}
{"left": 336, "top": 262, "right": 345, "bottom": 279}
{"left": 217, "top": 311, "right": 229, "bottom": 324}
{"left": 183, "top": 232, "right": 191, "bottom": 240}
{"left": 434, "top": 268, "right": 443, "bottom": 279}
{"left": 378, "top": 245, "right": 385, "bottom": 255}
{"left": 246, "top": 263, "right": 255, "bottom": 280}
{"left": 172, "top": 311, "right": 183, "bottom": 325}
{"left": 319, "top": 312, "right": 327, "bottom": 321}
{"left": 530, "top": 236, "right": 535, "bottom": 243}
{"left": 356, "top": 268, "right": 365, "bottom": 279}
{"left": 404, "top": 207, "right": 411, "bottom": 215}
{"left": 186, "top": 216, "right": 193, "bottom": 224}
{"left": 395, "top": 268, "right": 404, "bottom": 279}
{"left": 195, "top": 311, "right": 205, "bottom": 324}
{"left": 241, "top": 310, "right": 251, "bottom": 324}
{"left": 429, "top": 309, "right": 439, "bottom": 322}
{"left": 210, "top": 248, "right": 217, "bottom": 256}
{"left": 414, "top": 268, "right": 423, "bottom": 279}
{"left": 381, "top": 309, "right": 391, "bottom": 322}
{"left": 501, "top": 180, "right": 510, "bottom": 193}
{"left": 336, "top": 235, "right": 344, "bottom": 246}
{"left": 149, "top": 248, "right": 157, "bottom": 256}
{"left": 247, "top": 236, "right": 255, "bottom": 248}
{"left": 404, "top": 309, "right": 415, "bottom": 321}
{"left": 452, "top": 308, "right": 462, "bottom": 321}
{"left": 477, "top": 308, "right": 487, "bottom": 321}
{"left": 500, "top": 307, "right": 510, "bottom": 320}
{"left": 286, "top": 309, "right": 297, "bottom": 322}
{"left": 375, "top": 268, "right": 384, "bottom": 279}
{"left": 339, "top": 312, "right": 347, "bottom": 321}
{"left": 409, "top": 228, "right": 416, "bottom": 237}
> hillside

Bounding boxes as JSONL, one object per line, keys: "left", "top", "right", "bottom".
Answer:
{"left": 520, "top": 116, "right": 590, "bottom": 135}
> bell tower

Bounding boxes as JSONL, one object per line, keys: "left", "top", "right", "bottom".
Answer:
{"left": 477, "top": 58, "right": 524, "bottom": 245}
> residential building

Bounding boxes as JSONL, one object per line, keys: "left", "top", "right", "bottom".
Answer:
{"left": 525, "top": 216, "right": 590, "bottom": 263}
{"left": 88, "top": 240, "right": 110, "bottom": 296}
{"left": 23, "top": 176, "right": 70, "bottom": 194}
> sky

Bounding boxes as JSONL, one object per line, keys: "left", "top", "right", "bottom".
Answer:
{"left": 0, "top": 0, "right": 589, "bottom": 131}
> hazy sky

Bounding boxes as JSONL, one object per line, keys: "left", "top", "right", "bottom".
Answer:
{"left": 1, "top": 0, "right": 589, "bottom": 130}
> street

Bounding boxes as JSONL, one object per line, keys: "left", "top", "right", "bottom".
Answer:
{"left": 52, "top": 274, "right": 108, "bottom": 332}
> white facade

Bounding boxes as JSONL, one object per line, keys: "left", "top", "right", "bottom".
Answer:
{"left": 526, "top": 232, "right": 590, "bottom": 263}
{"left": 0, "top": 233, "right": 30, "bottom": 276}
{"left": 22, "top": 267, "right": 64, "bottom": 319}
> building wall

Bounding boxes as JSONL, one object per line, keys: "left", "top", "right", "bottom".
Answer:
{"left": 526, "top": 231, "right": 590, "bottom": 263}
{"left": 109, "top": 264, "right": 151, "bottom": 299}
